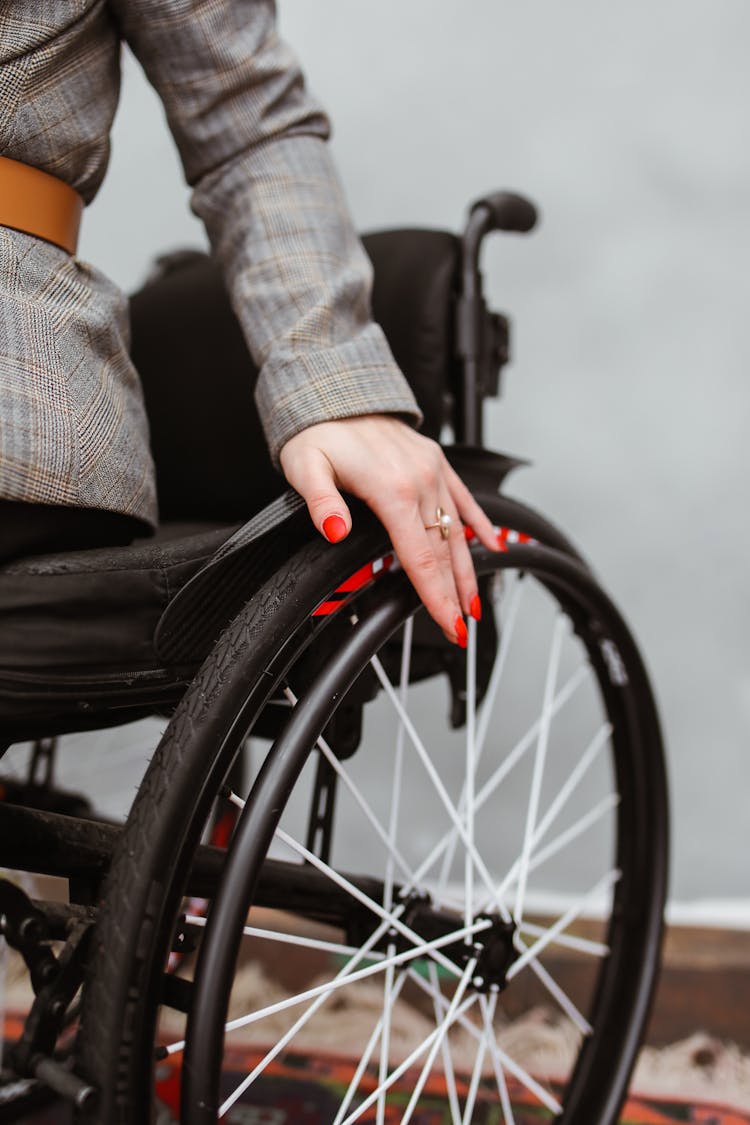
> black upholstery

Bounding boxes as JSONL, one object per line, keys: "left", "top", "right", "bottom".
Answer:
{"left": 131, "top": 230, "right": 460, "bottom": 521}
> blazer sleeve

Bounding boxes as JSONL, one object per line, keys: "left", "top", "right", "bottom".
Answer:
{"left": 109, "top": 0, "right": 422, "bottom": 464}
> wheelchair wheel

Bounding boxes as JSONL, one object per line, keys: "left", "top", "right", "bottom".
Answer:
{"left": 77, "top": 493, "right": 668, "bottom": 1124}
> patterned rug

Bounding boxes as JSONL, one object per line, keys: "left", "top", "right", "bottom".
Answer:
{"left": 3, "top": 1040, "right": 748, "bottom": 1124}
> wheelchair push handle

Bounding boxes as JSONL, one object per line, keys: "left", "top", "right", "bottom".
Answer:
{"left": 462, "top": 191, "right": 540, "bottom": 273}
{"left": 469, "top": 191, "right": 539, "bottom": 236}
{"left": 456, "top": 190, "right": 539, "bottom": 445}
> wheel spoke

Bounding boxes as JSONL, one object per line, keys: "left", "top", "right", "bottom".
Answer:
{"left": 341, "top": 961, "right": 479, "bottom": 1125}
{"left": 461, "top": 985, "right": 490, "bottom": 1125}
{"left": 384, "top": 614, "right": 413, "bottom": 914}
{"left": 427, "top": 962, "right": 463, "bottom": 1125}
{"left": 489, "top": 721, "right": 614, "bottom": 907}
{"left": 216, "top": 915, "right": 488, "bottom": 1038}
{"left": 185, "top": 915, "right": 383, "bottom": 961}
{"left": 522, "top": 945, "right": 592, "bottom": 1036}
{"left": 283, "top": 686, "right": 419, "bottom": 889}
{"left": 273, "top": 826, "right": 473, "bottom": 978}
{"left": 370, "top": 654, "right": 513, "bottom": 923}
{"left": 531, "top": 720, "right": 613, "bottom": 851}
{"left": 436, "top": 574, "right": 525, "bottom": 900}
{"left": 518, "top": 921, "right": 608, "bottom": 958}
{"left": 400, "top": 958, "right": 478, "bottom": 1125}
{"left": 480, "top": 994, "right": 516, "bottom": 1125}
{"left": 488, "top": 1033, "right": 563, "bottom": 1116}
{"left": 508, "top": 867, "right": 621, "bottom": 981}
{"left": 332, "top": 970, "right": 408, "bottom": 1125}
{"left": 377, "top": 618, "right": 413, "bottom": 1125}
{"left": 475, "top": 663, "right": 591, "bottom": 818}
{"left": 464, "top": 616, "right": 478, "bottom": 932}
{"left": 514, "top": 614, "right": 568, "bottom": 925}
{"left": 475, "top": 571, "right": 525, "bottom": 760}
{"left": 409, "top": 662, "right": 591, "bottom": 907}
{"left": 525, "top": 792, "right": 620, "bottom": 877}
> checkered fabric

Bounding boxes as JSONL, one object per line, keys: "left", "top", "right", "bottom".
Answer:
{"left": 0, "top": 1, "right": 421, "bottom": 526}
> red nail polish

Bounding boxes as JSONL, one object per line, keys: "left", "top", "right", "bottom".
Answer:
{"left": 470, "top": 594, "right": 482, "bottom": 621}
{"left": 464, "top": 525, "right": 475, "bottom": 541}
{"left": 454, "top": 616, "right": 468, "bottom": 649}
{"left": 322, "top": 515, "right": 348, "bottom": 543}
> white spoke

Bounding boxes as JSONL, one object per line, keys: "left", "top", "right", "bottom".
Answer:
{"left": 218, "top": 915, "right": 397, "bottom": 1115}
{"left": 405, "top": 969, "right": 562, "bottom": 1118}
{"left": 332, "top": 970, "right": 408, "bottom": 1125}
{"left": 488, "top": 1035, "right": 563, "bottom": 1116}
{"left": 274, "top": 826, "right": 469, "bottom": 978}
{"left": 475, "top": 571, "right": 525, "bottom": 759}
{"left": 461, "top": 985, "right": 490, "bottom": 1125}
{"left": 488, "top": 722, "right": 615, "bottom": 909}
{"left": 464, "top": 616, "right": 478, "bottom": 931}
{"left": 375, "top": 952, "right": 396, "bottom": 1125}
{"left": 283, "top": 687, "right": 418, "bottom": 890}
{"left": 522, "top": 946, "right": 592, "bottom": 1036}
{"left": 400, "top": 959, "right": 477, "bottom": 1125}
{"left": 475, "top": 663, "right": 590, "bottom": 818}
{"left": 412, "top": 663, "right": 591, "bottom": 905}
{"left": 346, "top": 959, "right": 478, "bottom": 1125}
{"left": 532, "top": 721, "right": 613, "bottom": 851}
{"left": 384, "top": 614, "right": 412, "bottom": 913}
{"left": 340, "top": 990, "right": 478, "bottom": 1125}
{"left": 216, "top": 914, "right": 488, "bottom": 1038}
{"left": 436, "top": 575, "right": 525, "bottom": 899}
{"left": 407, "top": 967, "right": 484, "bottom": 1046}
{"left": 508, "top": 867, "right": 621, "bottom": 981}
{"left": 514, "top": 614, "right": 567, "bottom": 924}
{"left": 185, "top": 915, "right": 381, "bottom": 961}
{"left": 427, "top": 962, "right": 462, "bottom": 1125}
{"left": 174, "top": 912, "right": 392, "bottom": 1061}
{"left": 519, "top": 921, "right": 608, "bottom": 958}
{"left": 378, "top": 617, "right": 413, "bottom": 1125}
{"left": 526, "top": 793, "right": 620, "bottom": 876}
{"left": 370, "top": 654, "right": 513, "bottom": 923}
{"left": 480, "top": 994, "right": 516, "bottom": 1125}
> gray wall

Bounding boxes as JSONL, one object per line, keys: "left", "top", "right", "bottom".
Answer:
{"left": 71, "top": 0, "right": 748, "bottom": 907}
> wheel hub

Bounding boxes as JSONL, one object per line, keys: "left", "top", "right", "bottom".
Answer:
{"left": 350, "top": 894, "right": 518, "bottom": 993}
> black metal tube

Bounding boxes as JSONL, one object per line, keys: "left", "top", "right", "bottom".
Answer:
{"left": 0, "top": 805, "right": 117, "bottom": 880}
{"left": 32, "top": 1055, "right": 97, "bottom": 1110}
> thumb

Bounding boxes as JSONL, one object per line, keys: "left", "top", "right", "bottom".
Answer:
{"left": 283, "top": 447, "right": 351, "bottom": 543}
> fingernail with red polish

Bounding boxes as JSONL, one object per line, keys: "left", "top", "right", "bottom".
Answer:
{"left": 470, "top": 594, "right": 482, "bottom": 621}
{"left": 464, "top": 525, "right": 475, "bottom": 541}
{"left": 454, "top": 616, "right": 468, "bottom": 649}
{"left": 322, "top": 515, "right": 348, "bottom": 543}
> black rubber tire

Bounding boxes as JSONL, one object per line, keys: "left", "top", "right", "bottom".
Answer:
{"left": 76, "top": 494, "right": 668, "bottom": 1124}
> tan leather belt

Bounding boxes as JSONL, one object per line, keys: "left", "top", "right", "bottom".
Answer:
{"left": 0, "top": 156, "right": 83, "bottom": 255}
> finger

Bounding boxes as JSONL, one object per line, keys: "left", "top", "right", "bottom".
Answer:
{"left": 375, "top": 499, "right": 466, "bottom": 646}
{"left": 440, "top": 496, "right": 483, "bottom": 621}
{"left": 281, "top": 446, "right": 351, "bottom": 543}
{"left": 445, "top": 465, "right": 500, "bottom": 550}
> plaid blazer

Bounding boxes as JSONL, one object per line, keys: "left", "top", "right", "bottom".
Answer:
{"left": 0, "top": 1, "right": 420, "bottom": 527}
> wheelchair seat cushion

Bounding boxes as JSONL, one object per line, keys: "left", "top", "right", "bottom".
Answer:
{"left": 0, "top": 521, "right": 238, "bottom": 735}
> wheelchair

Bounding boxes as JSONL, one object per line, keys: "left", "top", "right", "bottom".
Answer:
{"left": 0, "top": 192, "right": 668, "bottom": 1124}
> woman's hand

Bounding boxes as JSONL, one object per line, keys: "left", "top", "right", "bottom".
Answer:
{"left": 279, "top": 416, "right": 499, "bottom": 646}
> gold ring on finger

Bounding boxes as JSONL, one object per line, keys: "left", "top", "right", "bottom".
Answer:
{"left": 424, "top": 506, "right": 452, "bottom": 541}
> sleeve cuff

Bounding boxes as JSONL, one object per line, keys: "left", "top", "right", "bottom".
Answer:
{"left": 256, "top": 324, "right": 423, "bottom": 466}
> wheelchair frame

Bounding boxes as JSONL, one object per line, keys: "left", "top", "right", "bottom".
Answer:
{"left": 0, "top": 192, "right": 669, "bottom": 1124}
